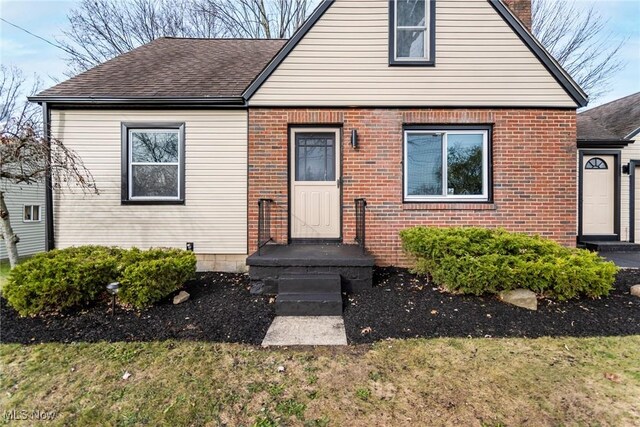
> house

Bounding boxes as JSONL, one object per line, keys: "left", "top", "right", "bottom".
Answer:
{"left": 577, "top": 92, "right": 640, "bottom": 244}
{"left": 0, "top": 182, "right": 46, "bottom": 261}
{"left": 29, "top": 0, "right": 587, "bottom": 307}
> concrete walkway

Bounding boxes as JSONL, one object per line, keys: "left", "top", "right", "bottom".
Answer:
{"left": 601, "top": 251, "right": 640, "bottom": 269}
{"left": 261, "top": 316, "right": 348, "bottom": 346}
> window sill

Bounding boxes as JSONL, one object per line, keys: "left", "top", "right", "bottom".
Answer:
{"left": 403, "top": 202, "right": 496, "bottom": 211}
{"left": 121, "top": 200, "right": 185, "bottom": 206}
{"left": 389, "top": 60, "right": 435, "bottom": 67}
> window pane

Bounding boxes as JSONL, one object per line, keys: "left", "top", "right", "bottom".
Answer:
{"left": 397, "top": 0, "right": 426, "bottom": 26}
{"left": 397, "top": 29, "right": 425, "bottom": 58}
{"left": 295, "top": 135, "right": 335, "bottom": 181}
{"left": 32, "top": 205, "right": 40, "bottom": 221}
{"left": 131, "top": 165, "right": 179, "bottom": 197}
{"left": 447, "top": 134, "right": 484, "bottom": 196}
{"left": 131, "top": 131, "right": 179, "bottom": 163}
{"left": 24, "top": 206, "right": 31, "bottom": 221}
{"left": 407, "top": 133, "right": 442, "bottom": 196}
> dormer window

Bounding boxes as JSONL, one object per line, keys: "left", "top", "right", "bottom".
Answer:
{"left": 389, "top": 0, "right": 435, "bottom": 66}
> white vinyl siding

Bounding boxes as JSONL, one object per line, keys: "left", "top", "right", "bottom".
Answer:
{"left": 50, "top": 109, "right": 248, "bottom": 254}
{"left": 0, "top": 181, "right": 46, "bottom": 260}
{"left": 250, "top": 0, "right": 576, "bottom": 107}
{"left": 620, "top": 137, "right": 640, "bottom": 241}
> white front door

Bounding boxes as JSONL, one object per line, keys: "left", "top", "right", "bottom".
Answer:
{"left": 582, "top": 155, "right": 615, "bottom": 236}
{"left": 290, "top": 128, "right": 341, "bottom": 239}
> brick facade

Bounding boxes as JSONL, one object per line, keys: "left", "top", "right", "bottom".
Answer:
{"left": 248, "top": 108, "right": 577, "bottom": 266}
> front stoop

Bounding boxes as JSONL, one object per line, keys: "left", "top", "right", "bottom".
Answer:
{"left": 261, "top": 316, "right": 348, "bottom": 346}
{"left": 247, "top": 244, "right": 375, "bottom": 295}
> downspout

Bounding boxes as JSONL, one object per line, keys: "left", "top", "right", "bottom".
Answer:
{"left": 42, "top": 102, "right": 55, "bottom": 251}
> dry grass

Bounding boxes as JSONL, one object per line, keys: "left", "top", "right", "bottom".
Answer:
{"left": 1, "top": 337, "right": 639, "bottom": 426}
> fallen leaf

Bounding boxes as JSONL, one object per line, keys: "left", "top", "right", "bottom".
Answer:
{"left": 604, "top": 373, "right": 621, "bottom": 383}
{"left": 122, "top": 371, "right": 132, "bottom": 380}
{"left": 430, "top": 310, "right": 438, "bottom": 315}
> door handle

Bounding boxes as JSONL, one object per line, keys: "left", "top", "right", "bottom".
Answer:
{"left": 337, "top": 178, "right": 341, "bottom": 188}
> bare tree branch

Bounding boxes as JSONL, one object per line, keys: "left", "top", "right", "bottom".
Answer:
{"left": 58, "top": 0, "right": 319, "bottom": 74}
{"left": 58, "top": 0, "right": 225, "bottom": 75}
{"left": 210, "top": 0, "right": 315, "bottom": 39}
{"left": 532, "top": 0, "right": 627, "bottom": 101}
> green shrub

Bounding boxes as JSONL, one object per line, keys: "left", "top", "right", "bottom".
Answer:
{"left": 400, "top": 227, "right": 618, "bottom": 300}
{"left": 117, "top": 248, "right": 196, "bottom": 309}
{"left": 3, "top": 246, "right": 122, "bottom": 316}
{"left": 2, "top": 246, "right": 197, "bottom": 315}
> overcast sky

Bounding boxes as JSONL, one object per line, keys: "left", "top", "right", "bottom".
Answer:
{"left": 0, "top": 0, "right": 638, "bottom": 109}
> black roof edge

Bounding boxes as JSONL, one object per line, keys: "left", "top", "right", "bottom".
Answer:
{"left": 242, "top": 0, "right": 335, "bottom": 100}
{"left": 626, "top": 127, "right": 640, "bottom": 140}
{"left": 488, "top": 0, "right": 588, "bottom": 108}
{"left": 577, "top": 139, "right": 633, "bottom": 149}
{"left": 28, "top": 96, "right": 246, "bottom": 108}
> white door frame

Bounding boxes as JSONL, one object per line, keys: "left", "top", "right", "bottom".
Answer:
{"left": 289, "top": 127, "right": 342, "bottom": 241}
{"left": 578, "top": 149, "right": 620, "bottom": 241}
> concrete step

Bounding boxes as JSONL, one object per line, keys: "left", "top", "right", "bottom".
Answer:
{"left": 276, "top": 292, "right": 343, "bottom": 316}
{"left": 583, "top": 241, "right": 640, "bottom": 252}
{"left": 278, "top": 273, "right": 341, "bottom": 294}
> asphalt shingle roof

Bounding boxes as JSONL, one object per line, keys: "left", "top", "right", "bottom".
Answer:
{"left": 36, "top": 38, "right": 286, "bottom": 99}
{"left": 577, "top": 92, "right": 640, "bottom": 141}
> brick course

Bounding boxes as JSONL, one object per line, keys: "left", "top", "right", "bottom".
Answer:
{"left": 248, "top": 108, "right": 577, "bottom": 266}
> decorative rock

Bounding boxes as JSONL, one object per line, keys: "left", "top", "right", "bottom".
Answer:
{"left": 499, "top": 289, "right": 537, "bottom": 311}
{"left": 630, "top": 285, "right": 640, "bottom": 297}
{"left": 173, "top": 291, "right": 190, "bottom": 305}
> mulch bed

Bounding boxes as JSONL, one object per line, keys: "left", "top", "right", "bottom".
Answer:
{"left": 344, "top": 268, "right": 640, "bottom": 344}
{"left": 1, "top": 268, "right": 639, "bottom": 345}
{"left": 0, "top": 272, "right": 273, "bottom": 345}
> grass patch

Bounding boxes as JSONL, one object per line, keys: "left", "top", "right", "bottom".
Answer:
{"left": 1, "top": 337, "right": 639, "bottom": 425}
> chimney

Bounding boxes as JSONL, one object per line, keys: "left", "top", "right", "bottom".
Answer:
{"left": 503, "top": 0, "right": 532, "bottom": 30}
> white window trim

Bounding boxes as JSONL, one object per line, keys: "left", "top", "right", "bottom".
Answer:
{"left": 394, "top": 0, "right": 430, "bottom": 62}
{"left": 128, "top": 128, "right": 181, "bottom": 201}
{"left": 23, "top": 205, "right": 42, "bottom": 222}
{"left": 403, "top": 129, "right": 489, "bottom": 202}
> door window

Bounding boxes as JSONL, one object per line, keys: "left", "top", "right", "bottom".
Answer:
{"left": 295, "top": 133, "right": 336, "bottom": 181}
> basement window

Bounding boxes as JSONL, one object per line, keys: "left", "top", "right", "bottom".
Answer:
{"left": 23, "top": 205, "right": 41, "bottom": 222}
{"left": 404, "top": 127, "right": 491, "bottom": 202}
{"left": 389, "top": 0, "right": 435, "bottom": 65}
{"left": 121, "top": 123, "right": 185, "bottom": 204}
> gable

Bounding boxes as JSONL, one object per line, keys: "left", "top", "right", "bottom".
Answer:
{"left": 248, "top": 0, "right": 582, "bottom": 107}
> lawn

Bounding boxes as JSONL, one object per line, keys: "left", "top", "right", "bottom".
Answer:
{"left": 1, "top": 337, "right": 639, "bottom": 426}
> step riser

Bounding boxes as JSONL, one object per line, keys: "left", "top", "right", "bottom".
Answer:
{"left": 249, "top": 265, "right": 372, "bottom": 295}
{"left": 278, "top": 275, "right": 341, "bottom": 294}
{"left": 585, "top": 243, "right": 640, "bottom": 252}
{"left": 276, "top": 300, "right": 343, "bottom": 316}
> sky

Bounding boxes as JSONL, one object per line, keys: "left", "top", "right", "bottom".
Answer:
{"left": 0, "top": 0, "right": 638, "bottom": 109}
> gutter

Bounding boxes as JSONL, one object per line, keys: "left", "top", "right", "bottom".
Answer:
{"left": 27, "top": 96, "right": 246, "bottom": 109}
{"left": 577, "top": 139, "right": 633, "bottom": 149}
{"left": 42, "top": 102, "right": 55, "bottom": 251}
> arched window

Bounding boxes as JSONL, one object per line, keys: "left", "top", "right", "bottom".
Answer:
{"left": 585, "top": 157, "right": 608, "bottom": 170}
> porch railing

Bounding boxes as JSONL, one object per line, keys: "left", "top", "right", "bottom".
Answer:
{"left": 257, "top": 198, "right": 273, "bottom": 255}
{"left": 355, "top": 198, "right": 367, "bottom": 253}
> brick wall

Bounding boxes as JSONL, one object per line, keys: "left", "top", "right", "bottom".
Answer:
{"left": 248, "top": 108, "right": 577, "bottom": 266}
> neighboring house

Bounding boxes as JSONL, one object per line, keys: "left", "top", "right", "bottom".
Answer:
{"left": 577, "top": 92, "right": 640, "bottom": 243}
{"left": 0, "top": 182, "right": 46, "bottom": 260}
{"left": 29, "top": 0, "right": 587, "bottom": 275}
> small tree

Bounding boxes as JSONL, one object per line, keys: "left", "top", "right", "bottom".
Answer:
{"left": 0, "top": 65, "right": 98, "bottom": 268}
